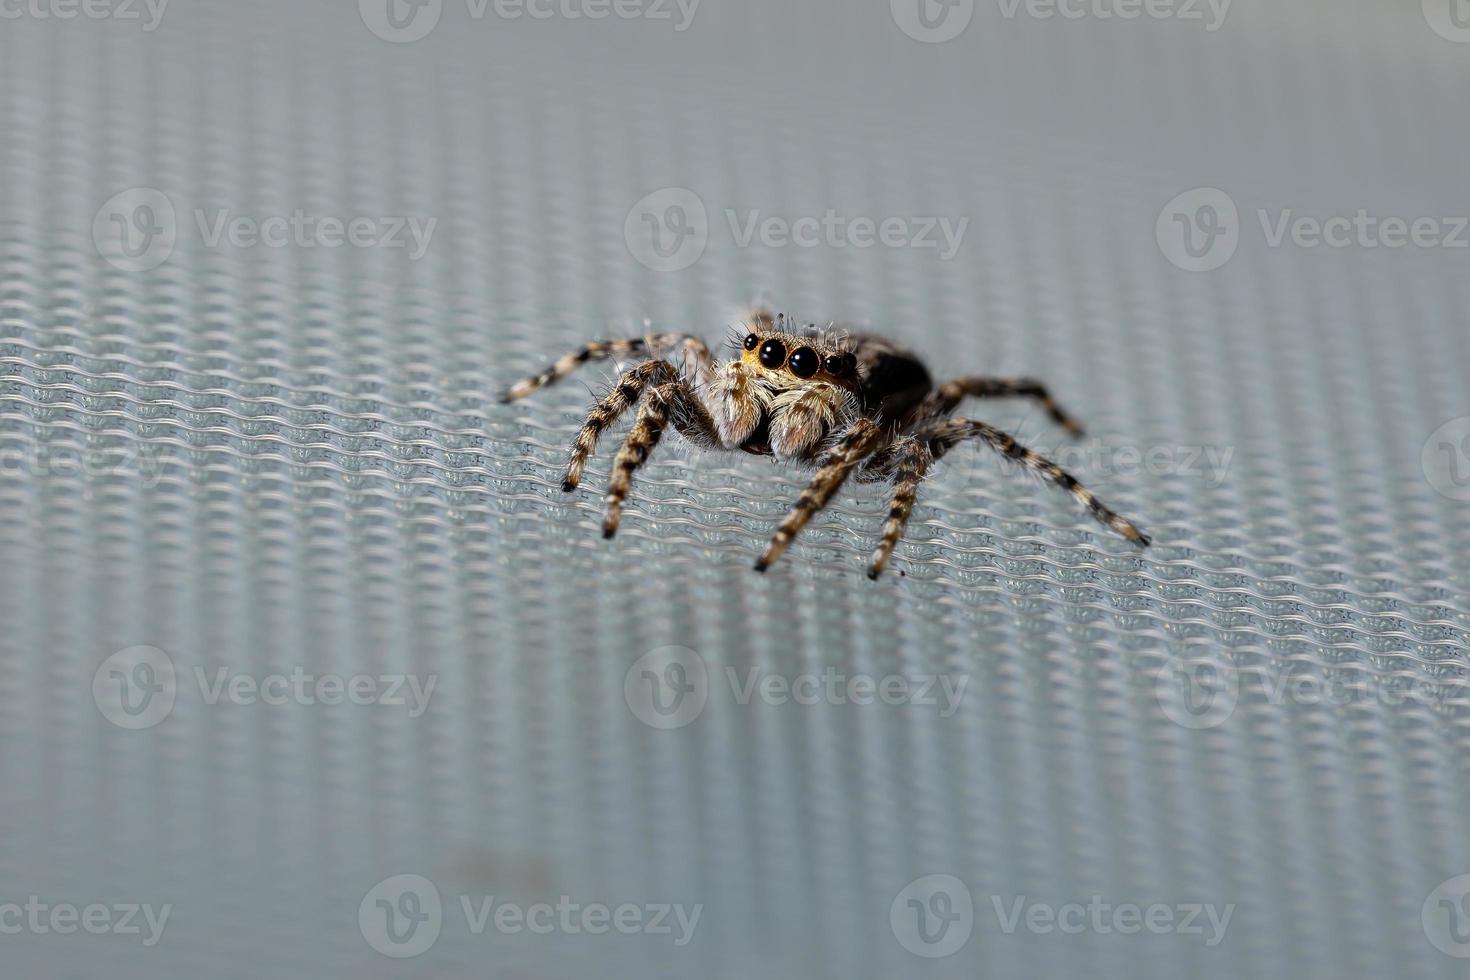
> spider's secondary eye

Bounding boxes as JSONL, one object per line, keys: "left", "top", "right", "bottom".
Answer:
{"left": 758, "top": 339, "right": 786, "bottom": 369}
{"left": 743, "top": 333, "right": 759, "bottom": 351}
{"left": 823, "top": 354, "right": 847, "bottom": 376}
{"left": 788, "top": 347, "right": 819, "bottom": 378}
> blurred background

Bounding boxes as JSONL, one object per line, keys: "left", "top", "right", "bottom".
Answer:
{"left": 2, "top": 0, "right": 1470, "bottom": 976}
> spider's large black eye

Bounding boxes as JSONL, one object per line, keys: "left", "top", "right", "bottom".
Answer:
{"left": 743, "top": 333, "right": 759, "bottom": 351}
{"left": 788, "top": 346, "right": 819, "bottom": 378}
{"left": 758, "top": 338, "right": 786, "bottom": 369}
{"left": 823, "top": 354, "right": 847, "bottom": 376}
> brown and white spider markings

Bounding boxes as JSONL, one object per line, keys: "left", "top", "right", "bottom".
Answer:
{"left": 501, "top": 311, "right": 1150, "bottom": 578}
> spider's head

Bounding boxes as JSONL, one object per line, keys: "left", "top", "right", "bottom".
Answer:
{"left": 735, "top": 316, "right": 860, "bottom": 392}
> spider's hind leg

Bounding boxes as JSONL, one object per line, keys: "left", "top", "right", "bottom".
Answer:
{"left": 920, "top": 416, "right": 1150, "bottom": 546}
{"left": 922, "top": 376, "right": 1086, "bottom": 436}
{"left": 601, "top": 381, "right": 721, "bottom": 538}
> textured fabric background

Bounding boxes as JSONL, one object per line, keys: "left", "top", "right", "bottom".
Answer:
{"left": 2, "top": 1, "right": 1470, "bottom": 977}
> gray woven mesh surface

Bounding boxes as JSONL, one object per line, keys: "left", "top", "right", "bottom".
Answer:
{"left": 3, "top": 1, "right": 1470, "bottom": 976}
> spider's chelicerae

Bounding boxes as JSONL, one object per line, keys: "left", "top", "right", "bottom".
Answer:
{"left": 502, "top": 311, "right": 1150, "bottom": 578}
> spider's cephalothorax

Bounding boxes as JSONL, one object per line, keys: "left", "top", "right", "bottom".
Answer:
{"left": 501, "top": 311, "right": 1150, "bottom": 579}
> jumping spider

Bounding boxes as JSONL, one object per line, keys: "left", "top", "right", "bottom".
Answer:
{"left": 502, "top": 311, "right": 1150, "bottom": 578}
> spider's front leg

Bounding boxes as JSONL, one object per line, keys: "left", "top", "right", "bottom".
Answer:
{"left": 560, "top": 359, "right": 680, "bottom": 491}
{"left": 601, "top": 381, "right": 721, "bottom": 539}
{"left": 499, "top": 332, "right": 712, "bottom": 403}
{"left": 754, "top": 418, "right": 887, "bottom": 573}
{"left": 919, "top": 416, "right": 1150, "bottom": 546}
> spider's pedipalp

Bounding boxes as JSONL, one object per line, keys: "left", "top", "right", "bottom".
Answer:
{"left": 755, "top": 418, "right": 887, "bottom": 572}
{"left": 563, "top": 359, "right": 679, "bottom": 491}
{"left": 919, "top": 416, "right": 1150, "bottom": 546}
{"left": 704, "top": 358, "right": 765, "bottom": 448}
{"left": 768, "top": 383, "right": 862, "bottom": 458}
{"left": 500, "top": 332, "right": 711, "bottom": 403}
